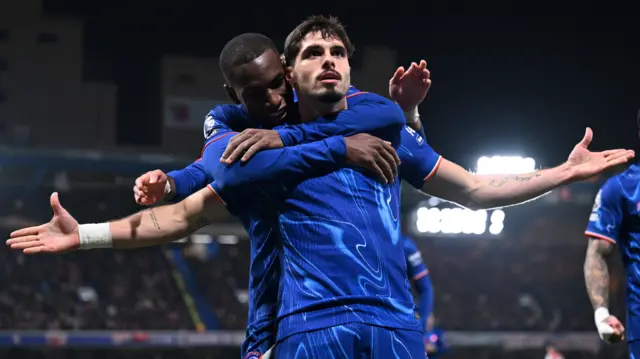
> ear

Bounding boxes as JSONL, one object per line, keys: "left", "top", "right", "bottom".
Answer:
{"left": 285, "top": 66, "right": 295, "bottom": 86}
{"left": 223, "top": 84, "right": 240, "bottom": 104}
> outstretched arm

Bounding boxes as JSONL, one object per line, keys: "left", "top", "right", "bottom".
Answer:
{"left": 7, "top": 187, "right": 224, "bottom": 253}
{"left": 400, "top": 127, "right": 633, "bottom": 209}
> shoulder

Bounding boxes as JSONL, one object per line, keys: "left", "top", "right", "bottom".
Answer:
{"left": 346, "top": 91, "right": 394, "bottom": 105}
{"left": 204, "top": 104, "right": 249, "bottom": 138}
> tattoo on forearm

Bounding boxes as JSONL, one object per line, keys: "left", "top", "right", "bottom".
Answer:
{"left": 488, "top": 173, "right": 542, "bottom": 187}
{"left": 149, "top": 210, "right": 161, "bottom": 230}
{"left": 584, "top": 240, "right": 613, "bottom": 309}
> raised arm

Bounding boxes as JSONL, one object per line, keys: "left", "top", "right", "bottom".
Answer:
{"left": 400, "top": 127, "right": 633, "bottom": 209}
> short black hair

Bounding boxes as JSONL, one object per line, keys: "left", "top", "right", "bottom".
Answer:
{"left": 219, "top": 33, "right": 279, "bottom": 82}
{"left": 283, "top": 15, "right": 354, "bottom": 66}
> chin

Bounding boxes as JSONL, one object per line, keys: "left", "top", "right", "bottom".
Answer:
{"left": 316, "top": 89, "right": 346, "bottom": 104}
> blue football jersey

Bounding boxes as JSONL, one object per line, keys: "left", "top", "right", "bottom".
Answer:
{"left": 192, "top": 86, "right": 380, "bottom": 356}
{"left": 266, "top": 97, "right": 442, "bottom": 342}
{"left": 585, "top": 164, "right": 640, "bottom": 341}
{"left": 204, "top": 94, "right": 442, "bottom": 344}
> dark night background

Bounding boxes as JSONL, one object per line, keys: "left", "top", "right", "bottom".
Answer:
{"left": 41, "top": 1, "right": 640, "bottom": 168}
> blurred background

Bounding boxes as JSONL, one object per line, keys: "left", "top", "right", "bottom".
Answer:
{"left": 0, "top": 1, "right": 639, "bottom": 358}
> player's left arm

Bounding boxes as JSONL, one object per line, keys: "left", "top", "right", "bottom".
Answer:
{"left": 401, "top": 128, "right": 633, "bottom": 209}
{"left": 277, "top": 93, "right": 404, "bottom": 145}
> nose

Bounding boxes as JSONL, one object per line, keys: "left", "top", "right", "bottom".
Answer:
{"left": 321, "top": 53, "right": 335, "bottom": 70}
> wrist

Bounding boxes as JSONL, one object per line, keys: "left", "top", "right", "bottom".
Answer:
{"left": 556, "top": 161, "right": 577, "bottom": 185}
{"left": 78, "top": 223, "right": 113, "bottom": 249}
{"left": 594, "top": 307, "right": 610, "bottom": 323}
{"left": 403, "top": 106, "right": 419, "bottom": 124}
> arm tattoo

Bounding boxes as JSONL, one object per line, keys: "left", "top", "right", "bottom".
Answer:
{"left": 584, "top": 239, "right": 614, "bottom": 309}
{"left": 488, "top": 173, "right": 542, "bottom": 187}
{"left": 149, "top": 209, "right": 161, "bottom": 230}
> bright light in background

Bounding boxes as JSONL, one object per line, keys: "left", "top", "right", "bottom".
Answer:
{"left": 476, "top": 156, "right": 536, "bottom": 175}
{"left": 415, "top": 206, "right": 504, "bottom": 236}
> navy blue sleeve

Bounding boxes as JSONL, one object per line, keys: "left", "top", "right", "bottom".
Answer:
{"left": 585, "top": 177, "right": 624, "bottom": 244}
{"left": 403, "top": 236, "right": 433, "bottom": 330}
{"left": 163, "top": 104, "right": 244, "bottom": 202}
{"left": 166, "top": 162, "right": 211, "bottom": 202}
{"left": 203, "top": 104, "right": 252, "bottom": 138}
{"left": 398, "top": 126, "right": 442, "bottom": 189}
{"left": 200, "top": 129, "right": 347, "bottom": 202}
{"left": 276, "top": 93, "right": 405, "bottom": 146}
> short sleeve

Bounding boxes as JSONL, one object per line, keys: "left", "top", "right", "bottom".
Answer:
{"left": 398, "top": 126, "right": 442, "bottom": 189}
{"left": 585, "top": 178, "right": 624, "bottom": 244}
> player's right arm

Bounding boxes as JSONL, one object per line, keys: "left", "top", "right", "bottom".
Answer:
{"left": 583, "top": 178, "right": 626, "bottom": 342}
{"left": 7, "top": 187, "right": 223, "bottom": 253}
{"left": 202, "top": 128, "right": 400, "bottom": 193}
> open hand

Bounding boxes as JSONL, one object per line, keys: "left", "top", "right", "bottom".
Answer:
{"left": 6, "top": 193, "right": 80, "bottom": 254}
{"left": 567, "top": 128, "right": 635, "bottom": 181}
{"left": 389, "top": 60, "right": 431, "bottom": 112}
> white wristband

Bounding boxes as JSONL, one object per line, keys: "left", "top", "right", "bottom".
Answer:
{"left": 594, "top": 307, "right": 610, "bottom": 323}
{"left": 404, "top": 107, "right": 420, "bottom": 124}
{"left": 78, "top": 223, "right": 113, "bottom": 249}
{"left": 164, "top": 180, "right": 172, "bottom": 195}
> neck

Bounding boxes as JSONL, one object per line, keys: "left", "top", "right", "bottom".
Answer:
{"left": 298, "top": 96, "right": 347, "bottom": 123}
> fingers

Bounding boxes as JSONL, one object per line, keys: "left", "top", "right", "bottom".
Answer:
{"left": 605, "top": 150, "right": 635, "bottom": 166}
{"left": 385, "top": 141, "right": 402, "bottom": 165}
{"left": 378, "top": 142, "right": 400, "bottom": 180}
{"left": 389, "top": 67, "right": 405, "bottom": 85}
{"left": 222, "top": 131, "right": 254, "bottom": 162}
{"left": 10, "top": 226, "right": 42, "bottom": 239}
{"left": 241, "top": 140, "right": 269, "bottom": 163}
{"left": 374, "top": 151, "right": 395, "bottom": 184}
{"left": 6, "top": 234, "right": 39, "bottom": 246}
{"left": 367, "top": 158, "right": 388, "bottom": 184}
{"left": 9, "top": 240, "right": 43, "bottom": 250}
{"left": 24, "top": 246, "right": 47, "bottom": 255}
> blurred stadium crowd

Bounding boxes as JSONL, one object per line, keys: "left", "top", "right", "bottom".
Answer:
{"left": 0, "top": 163, "right": 627, "bottom": 359}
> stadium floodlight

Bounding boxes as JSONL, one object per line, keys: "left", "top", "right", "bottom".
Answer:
{"left": 415, "top": 205, "right": 501, "bottom": 236}
{"left": 476, "top": 156, "right": 536, "bottom": 175}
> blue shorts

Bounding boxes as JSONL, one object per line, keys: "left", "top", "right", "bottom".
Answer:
{"left": 274, "top": 323, "right": 427, "bottom": 359}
